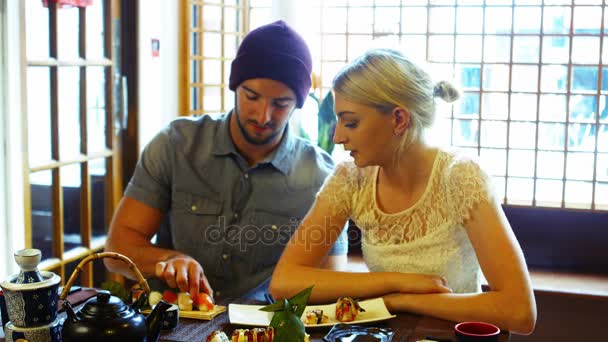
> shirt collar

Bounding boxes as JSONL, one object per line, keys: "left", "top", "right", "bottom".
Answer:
{"left": 212, "top": 111, "right": 296, "bottom": 175}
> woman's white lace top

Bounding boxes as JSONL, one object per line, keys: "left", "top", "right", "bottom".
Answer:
{"left": 317, "top": 149, "right": 495, "bottom": 293}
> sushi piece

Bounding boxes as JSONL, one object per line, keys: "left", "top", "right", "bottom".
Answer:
{"left": 335, "top": 297, "right": 365, "bottom": 322}
{"left": 177, "top": 292, "right": 193, "bottom": 311}
{"left": 302, "top": 309, "right": 329, "bottom": 325}
{"left": 194, "top": 292, "right": 215, "bottom": 312}
{"left": 206, "top": 330, "right": 230, "bottom": 342}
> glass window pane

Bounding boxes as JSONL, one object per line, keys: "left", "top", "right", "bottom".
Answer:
{"left": 571, "top": 67, "right": 598, "bottom": 93}
{"left": 452, "top": 119, "right": 479, "bottom": 146}
{"left": 510, "top": 93, "right": 537, "bottom": 121}
{"left": 59, "top": 67, "right": 82, "bottom": 160}
{"left": 542, "top": 36, "right": 570, "bottom": 64}
{"left": 513, "top": 36, "right": 540, "bottom": 63}
{"left": 203, "top": 5, "right": 222, "bottom": 31}
{"left": 514, "top": 7, "right": 541, "bottom": 34}
{"left": 62, "top": 164, "right": 82, "bottom": 252}
{"left": 86, "top": 0, "right": 105, "bottom": 59}
{"left": 57, "top": 6, "right": 79, "bottom": 59}
{"left": 25, "top": 0, "right": 50, "bottom": 59}
{"left": 543, "top": 6, "right": 571, "bottom": 34}
{"left": 571, "top": 37, "right": 600, "bottom": 64}
{"left": 429, "top": 35, "right": 454, "bottom": 62}
{"left": 484, "top": 36, "right": 511, "bottom": 63}
{"left": 402, "top": 7, "right": 428, "bottom": 34}
{"left": 566, "top": 152, "right": 595, "bottom": 180}
{"left": 455, "top": 35, "right": 482, "bottom": 63}
{"left": 30, "top": 170, "right": 53, "bottom": 260}
{"left": 225, "top": 8, "right": 239, "bottom": 32}
{"left": 190, "top": 86, "right": 200, "bottom": 111}
{"left": 203, "top": 33, "right": 222, "bottom": 58}
{"left": 429, "top": 7, "right": 455, "bottom": 33}
{"left": 568, "top": 123, "right": 596, "bottom": 152}
{"left": 511, "top": 65, "right": 538, "bottom": 92}
{"left": 87, "top": 67, "right": 107, "bottom": 153}
{"left": 456, "top": 7, "right": 483, "bottom": 33}
{"left": 191, "top": 5, "right": 200, "bottom": 29}
{"left": 349, "top": 7, "right": 374, "bottom": 33}
{"left": 323, "top": 35, "right": 347, "bottom": 61}
{"left": 538, "top": 122, "right": 565, "bottom": 150}
{"left": 322, "top": 7, "right": 347, "bottom": 33}
{"left": 483, "top": 65, "right": 510, "bottom": 91}
{"left": 491, "top": 176, "right": 506, "bottom": 202}
{"left": 601, "top": 98, "right": 608, "bottom": 123}
{"left": 480, "top": 148, "right": 507, "bottom": 175}
{"left": 595, "top": 182, "right": 608, "bottom": 210}
{"left": 509, "top": 122, "right": 537, "bottom": 149}
{"left": 224, "top": 86, "right": 235, "bottom": 111}
{"left": 537, "top": 151, "right": 564, "bottom": 179}
{"left": 399, "top": 35, "right": 427, "bottom": 61}
{"left": 573, "top": 6, "right": 601, "bottom": 34}
{"left": 597, "top": 153, "right": 608, "bottom": 181}
{"left": 321, "top": 62, "right": 345, "bottom": 88}
{"left": 535, "top": 179, "right": 563, "bottom": 207}
{"left": 539, "top": 94, "right": 567, "bottom": 122}
{"left": 375, "top": 7, "right": 400, "bottom": 35}
{"left": 480, "top": 121, "right": 507, "bottom": 148}
{"left": 508, "top": 149, "right": 535, "bottom": 177}
{"left": 203, "top": 86, "right": 222, "bottom": 112}
{"left": 27, "top": 67, "right": 52, "bottom": 165}
{"left": 507, "top": 177, "right": 534, "bottom": 205}
{"left": 203, "top": 59, "right": 222, "bottom": 84}
{"left": 191, "top": 32, "right": 200, "bottom": 55}
{"left": 569, "top": 95, "right": 597, "bottom": 122}
{"left": 90, "top": 158, "right": 108, "bottom": 239}
{"left": 224, "top": 34, "right": 238, "bottom": 59}
{"left": 541, "top": 65, "right": 568, "bottom": 93}
{"left": 426, "top": 117, "right": 452, "bottom": 146}
{"left": 599, "top": 125, "right": 608, "bottom": 152}
{"left": 565, "top": 180, "right": 592, "bottom": 209}
{"left": 482, "top": 93, "right": 509, "bottom": 119}
{"left": 457, "top": 65, "right": 481, "bottom": 90}
{"left": 224, "top": 61, "right": 231, "bottom": 90}
{"left": 485, "top": 7, "right": 512, "bottom": 34}
{"left": 459, "top": 93, "right": 480, "bottom": 117}
{"left": 348, "top": 35, "right": 372, "bottom": 62}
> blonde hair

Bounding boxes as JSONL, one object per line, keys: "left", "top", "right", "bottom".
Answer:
{"left": 332, "top": 49, "right": 460, "bottom": 158}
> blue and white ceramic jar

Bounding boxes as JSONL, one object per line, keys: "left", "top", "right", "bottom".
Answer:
{"left": 0, "top": 249, "right": 61, "bottom": 328}
{"left": 4, "top": 317, "right": 62, "bottom": 342}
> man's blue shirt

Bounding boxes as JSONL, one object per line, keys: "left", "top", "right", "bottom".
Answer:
{"left": 125, "top": 113, "right": 348, "bottom": 298}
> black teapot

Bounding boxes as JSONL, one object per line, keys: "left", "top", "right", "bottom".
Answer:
{"left": 60, "top": 252, "right": 171, "bottom": 342}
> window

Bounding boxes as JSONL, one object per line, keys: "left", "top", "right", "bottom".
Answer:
{"left": 181, "top": 0, "right": 249, "bottom": 116}
{"left": 311, "top": 0, "right": 608, "bottom": 211}
{"left": 20, "top": 0, "right": 121, "bottom": 287}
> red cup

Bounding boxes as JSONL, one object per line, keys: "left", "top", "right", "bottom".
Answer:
{"left": 454, "top": 321, "right": 500, "bottom": 342}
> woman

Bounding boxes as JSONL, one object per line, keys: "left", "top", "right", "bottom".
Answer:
{"left": 269, "top": 49, "right": 536, "bottom": 334}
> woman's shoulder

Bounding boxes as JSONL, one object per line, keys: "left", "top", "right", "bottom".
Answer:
{"left": 438, "top": 148, "right": 486, "bottom": 179}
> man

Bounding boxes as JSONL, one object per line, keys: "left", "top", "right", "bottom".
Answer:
{"left": 104, "top": 20, "right": 348, "bottom": 301}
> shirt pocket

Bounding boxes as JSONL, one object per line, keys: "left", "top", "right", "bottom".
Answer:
{"left": 170, "top": 191, "right": 224, "bottom": 256}
{"left": 248, "top": 211, "right": 301, "bottom": 273}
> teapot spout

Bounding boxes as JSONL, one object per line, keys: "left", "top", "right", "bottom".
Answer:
{"left": 145, "top": 300, "right": 172, "bottom": 342}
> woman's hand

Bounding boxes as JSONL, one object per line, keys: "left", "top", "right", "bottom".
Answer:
{"left": 393, "top": 273, "right": 452, "bottom": 294}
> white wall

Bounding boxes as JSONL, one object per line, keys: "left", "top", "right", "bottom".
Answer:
{"left": 137, "top": 0, "right": 179, "bottom": 151}
{"left": 1, "top": 0, "right": 26, "bottom": 279}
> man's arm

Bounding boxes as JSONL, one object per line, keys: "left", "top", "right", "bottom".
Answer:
{"left": 104, "top": 196, "right": 213, "bottom": 299}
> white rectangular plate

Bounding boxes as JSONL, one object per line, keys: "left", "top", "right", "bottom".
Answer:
{"left": 229, "top": 298, "right": 396, "bottom": 328}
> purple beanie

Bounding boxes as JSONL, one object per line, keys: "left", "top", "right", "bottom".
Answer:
{"left": 229, "top": 20, "right": 312, "bottom": 108}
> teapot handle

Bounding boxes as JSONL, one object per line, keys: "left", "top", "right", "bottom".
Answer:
{"left": 59, "top": 252, "right": 150, "bottom": 301}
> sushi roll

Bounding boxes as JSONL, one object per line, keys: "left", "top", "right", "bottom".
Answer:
{"left": 302, "top": 309, "right": 329, "bottom": 325}
{"left": 206, "top": 330, "right": 230, "bottom": 342}
{"left": 335, "top": 297, "right": 365, "bottom": 322}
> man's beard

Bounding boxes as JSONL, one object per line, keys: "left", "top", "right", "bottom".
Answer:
{"left": 234, "top": 104, "right": 290, "bottom": 146}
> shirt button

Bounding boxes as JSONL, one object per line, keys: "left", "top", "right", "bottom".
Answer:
{"left": 222, "top": 254, "right": 229, "bottom": 260}
{"left": 215, "top": 291, "right": 221, "bottom": 297}
{"left": 191, "top": 205, "right": 197, "bottom": 211}
{"left": 244, "top": 173, "right": 249, "bottom": 179}
{"left": 234, "top": 213, "right": 239, "bottom": 219}
{"left": 271, "top": 225, "right": 278, "bottom": 230}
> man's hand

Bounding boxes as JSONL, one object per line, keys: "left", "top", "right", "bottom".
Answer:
{"left": 155, "top": 254, "right": 214, "bottom": 301}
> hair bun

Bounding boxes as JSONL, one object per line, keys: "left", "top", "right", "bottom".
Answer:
{"left": 433, "top": 81, "right": 460, "bottom": 103}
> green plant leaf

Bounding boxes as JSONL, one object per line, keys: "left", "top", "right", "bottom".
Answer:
{"left": 259, "top": 286, "right": 314, "bottom": 342}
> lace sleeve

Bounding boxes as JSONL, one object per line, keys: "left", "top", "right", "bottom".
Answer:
{"left": 316, "top": 161, "right": 357, "bottom": 217}
{"left": 446, "top": 157, "right": 496, "bottom": 224}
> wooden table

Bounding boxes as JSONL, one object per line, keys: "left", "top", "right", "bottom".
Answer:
{"left": 158, "top": 299, "right": 511, "bottom": 342}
